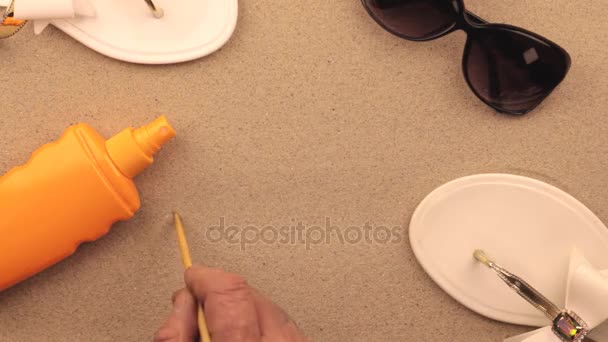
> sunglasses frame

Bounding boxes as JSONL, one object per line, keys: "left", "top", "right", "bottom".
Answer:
{"left": 361, "top": 0, "right": 572, "bottom": 115}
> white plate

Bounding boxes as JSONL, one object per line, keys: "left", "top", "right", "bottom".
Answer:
{"left": 409, "top": 174, "right": 608, "bottom": 326}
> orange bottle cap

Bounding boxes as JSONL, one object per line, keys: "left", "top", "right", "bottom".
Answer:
{"left": 106, "top": 116, "right": 176, "bottom": 178}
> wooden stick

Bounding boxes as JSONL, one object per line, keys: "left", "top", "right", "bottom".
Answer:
{"left": 173, "top": 212, "right": 211, "bottom": 342}
{"left": 143, "top": 0, "right": 164, "bottom": 18}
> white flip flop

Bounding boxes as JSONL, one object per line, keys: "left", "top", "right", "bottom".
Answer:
{"left": 6, "top": 0, "right": 238, "bottom": 64}
{"left": 409, "top": 174, "right": 608, "bottom": 340}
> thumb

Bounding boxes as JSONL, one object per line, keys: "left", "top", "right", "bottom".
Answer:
{"left": 185, "top": 266, "right": 261, "bottom": 342}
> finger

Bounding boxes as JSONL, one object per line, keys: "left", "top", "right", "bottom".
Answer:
{"left": 153, "top": 288, "right": 198, "bottom": 342}
{"left": 185, "top": 266, "right": 261, "bottom": 342}
{"left": 251, "top": 289, "right": 307, "bottom": 341}
{"left": 251, "top": 289, "right": 289, "bottom": 332}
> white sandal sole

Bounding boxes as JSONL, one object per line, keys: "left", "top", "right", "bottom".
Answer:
{"left": 41, "top": 0, "right": 238, "bottom": 64}
{"left": 409, "top": 174, "right": 608, "bottom": 327}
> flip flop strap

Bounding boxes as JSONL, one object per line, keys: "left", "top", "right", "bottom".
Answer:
{"left": 506, "top": 248, "right": 608, "bottom": 342}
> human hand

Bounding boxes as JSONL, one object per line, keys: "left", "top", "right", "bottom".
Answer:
{"left": 154, "top": 266, "right": 307, "bottom": 342}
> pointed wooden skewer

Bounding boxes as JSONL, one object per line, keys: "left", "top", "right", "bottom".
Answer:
{"left": 173, "top": 212, "right": 211, "bottom": 342}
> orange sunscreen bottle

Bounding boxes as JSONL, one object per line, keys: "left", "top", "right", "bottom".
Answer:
{"left": 0, "top": 116, "right": 176, "bottom": 291}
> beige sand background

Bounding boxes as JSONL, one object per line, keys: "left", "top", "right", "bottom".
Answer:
{"left": 1, "top": 0, "right": 607, "bottom": 341}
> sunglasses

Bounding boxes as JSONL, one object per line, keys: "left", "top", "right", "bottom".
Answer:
{"left": 362, "top": 0, "right": 571, "bottom": 115}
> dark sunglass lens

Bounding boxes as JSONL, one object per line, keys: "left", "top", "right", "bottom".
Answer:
{"left": 464, "top": 28, "right": 570, "bottom": 114}
{"left": 364, "top": 0, "right": 458, "bottom": 39}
